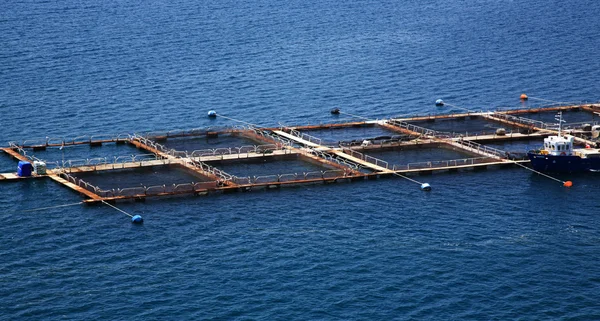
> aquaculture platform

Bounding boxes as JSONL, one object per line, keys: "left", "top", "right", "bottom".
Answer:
{"left": 2, "top": 103, "right": 599, "bottom": 203}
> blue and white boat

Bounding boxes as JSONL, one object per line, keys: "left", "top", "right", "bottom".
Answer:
{"left": 527, "top": 112, "right": 600, "bottom": 173}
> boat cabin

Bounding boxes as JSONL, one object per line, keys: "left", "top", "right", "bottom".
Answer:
{"left": 543, "top": 135, "right": 574, "bottom": 156}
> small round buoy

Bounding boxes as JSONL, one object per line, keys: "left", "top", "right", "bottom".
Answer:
{"left": 563, "top": 181, "right": 573, "bottom": 188}
{"left": 496, "top": 128, "right": 506, "bottom": 136}
{"left": 131, "top": 215, "right": 144, "bottom": 224}
{"left": 420, "top": 183, "right": 432, "bottom": 191}
{"left": 435, "top": 99, "right": 444, "bottom": 106}
{"left": 331, "top": 108, "right": 340, "bottom": 115}
{"left": 520, "top": 93, "right": 528, "bottom": 100}
{"left": 207, "top": 110, "right": 217, "bottom": 118}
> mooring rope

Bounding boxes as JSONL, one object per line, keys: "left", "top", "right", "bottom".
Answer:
{"left": 391, "top": 172, "right": 424, "bottom": 185}
{"left": 526, "top": 96, "right": 570, "bottom": 105}
{"left": 101, "top": 200, "right": 134, "bottom": 218}
{"left": 338, "top": 111, "right": 372, "bottom": 121}
{"left": 21, "top": 201, "right": 83, "bottom": 212}
{"left": 442, "top": 102, "right": 476, "bottom": 113}
{"left": 338, "top": 110, "right": 415, "bottom": 121}
{"left": 510, "top": 160, "right": 571, "bottom": 186}
{"left": 215, "top": 113, "right": 263, "bottom": 128}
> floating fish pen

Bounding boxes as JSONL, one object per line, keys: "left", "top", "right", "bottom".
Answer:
{"left": 3, "top": 103, "right": 600, "bottom": 206}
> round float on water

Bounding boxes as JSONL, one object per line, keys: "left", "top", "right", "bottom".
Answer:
{"left": 207, "top": 110, "right": 217, "bottom": 118}
{"left": 520, "top": 93, "right": 528, "bottom": 100}
{"left": 435, "top": 99, "right": 444, "bottom": 106}
{"left": 131, "top": 215, "right": 144, "bottom": 224}
{"left": 420, "top": 183, "right": 432, "bottom": 191}
{"left": 563, "top": 181, "right": 573, "bottom": 188}
{"left": 331, "top": 108, "right": 340, "bottom": 115}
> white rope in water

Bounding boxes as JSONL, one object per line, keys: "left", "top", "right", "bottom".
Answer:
{"left": 442, "top": 103, "right": 476, "bottom": 113}
{"left": 339, "top": 111, "right": 415, "bottom": 121}
{"left": 510, "top": 160, "right": 566, "bottom": 184}
{"left": 392, "top": 172, "right": 424, "bottom": 185}
{"left": 101, "top": 200, "right": 134, "bottom": 218}
{"left": 21, "top": 201, "right": 83, "bottom": 212}
{"left": 338, "top": 111, "right": 372, "bottom": 121}
{"left": 216, "top": 114, "right": 262, "bottom": 128}
{"left": 527, "top": 96, "right": 569, "bottom": 105}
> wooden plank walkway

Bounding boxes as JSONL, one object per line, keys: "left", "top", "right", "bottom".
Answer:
{"left": 503, "top": 104, "right": 589, "bottom": 115}
{"left": 81, "top": 174, "right": 362, "bottom": 203}
{"left": 191, "top": 149, "right": 295, "bottom": 162}
{"left": 272, "top": 130, "right": 323, "bottom": 148}
{"left": 249, "top": 130, "right": 362, "bottom": 175}
{"left": 128, "top": 139, "right": 171, "bottom": 159}
{"left": 378, "top": 122, "right": 424, "bottom": 137}
{"left": 20, "top": 138, "right": 129, "bottom": 149}
{"left": 330, "top": 150, "right": 393, "bottom": 172}
{"left": 48, "top": 174, "right": 103, "bottom": 200}
{"left": 392, "top": 159, "right": 529, "bottom": 174}
{"left": 272, "top": 130, "right": 395, "bottom": 173}
{"left": 64, "top": 159, "right": 172, "bottom": 173}
{"left": 1, "top": 147, "right": 30, "bottom": 162}
{"left": 454, "top": 132, "right": 546, "bottom": 142}
{"left": 266, "top": 121, "right": 371, "bottom": 131}
{"left": 393, "top": 104, "right": 589, "bottom": 122}
{"left": 446, "top": 141, "right": 504, "bottom": 160}
{"left": 394, "top": 112, "right": 486, "bottom": 122}
{"left": 60, "top": 150, "right": 297, "bottom": 174}
{"left": 0, "top": 173, "right": 46, "bottom": 181}
{"left": 481, "top": 113, "right": 536, "bottom": 130}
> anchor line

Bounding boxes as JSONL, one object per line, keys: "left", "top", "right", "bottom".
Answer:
{"left": 215, "top": 114, "right": 262, "bottom": 128}
{"left": 526, "top": 96, "right": 571, "bottom": 105}
{"left": 510, "top": 160, "right": 566, "bottom": 184}
{"left": 101, "top": 200, "right": 134, "bottom": 218}
{"left": 21, "top": 201, "right": 83, "bottom": 212}
{"left": 338, "top": 111, "right": 372, "bottom": 121}
{"left": 391, "top": 172, "right": 424, "bottom": 185}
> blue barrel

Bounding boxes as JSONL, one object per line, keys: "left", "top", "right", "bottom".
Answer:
{"left": 17, "top": 161, "right": 33, "bottom": 177}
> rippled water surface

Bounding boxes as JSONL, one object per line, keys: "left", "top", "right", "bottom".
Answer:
{"left": 2, "top": 0, "right": 600, "bottom": 319}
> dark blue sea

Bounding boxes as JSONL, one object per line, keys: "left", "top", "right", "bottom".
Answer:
{"left": 3, "top": 0, "right": 600, "bottom": 319}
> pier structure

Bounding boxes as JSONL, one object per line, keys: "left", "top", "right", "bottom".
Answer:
{"left": 1, "top": 103, "right": 598, "bottom": 202}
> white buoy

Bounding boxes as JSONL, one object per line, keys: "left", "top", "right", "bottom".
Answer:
{"left": 420, "top": 183, "right": 432, "bottom": 191}
{"left": 208, "top": 110, "right": 217, "bottom": 118}
{"left": 435, "top": 99, "right": 444, "bottom": 106}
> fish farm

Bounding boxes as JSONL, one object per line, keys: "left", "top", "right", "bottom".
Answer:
{"left": 3, "top": 103, "right": 600, "bottom": 209}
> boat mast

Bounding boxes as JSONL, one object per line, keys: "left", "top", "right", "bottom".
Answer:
{"left": 555, "top": 111, "right": 563, "bottom": 137}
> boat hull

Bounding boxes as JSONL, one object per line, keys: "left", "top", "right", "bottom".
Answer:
{"left": 527, "top": 153, "right": 600, "bottom": 173}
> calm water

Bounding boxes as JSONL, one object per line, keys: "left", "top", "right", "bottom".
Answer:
{"left": 2, "top": 0, "right": 600, "bottom": 319}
